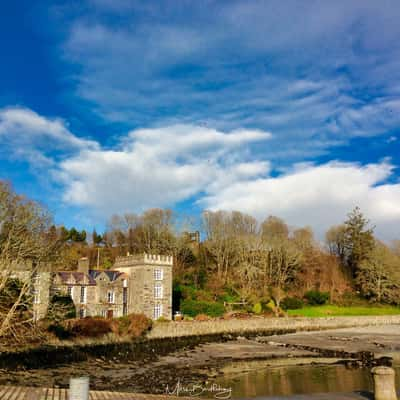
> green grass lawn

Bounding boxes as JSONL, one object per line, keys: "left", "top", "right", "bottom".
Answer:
{"left": 287, "top": 304, "right": 400, "bottom": 317}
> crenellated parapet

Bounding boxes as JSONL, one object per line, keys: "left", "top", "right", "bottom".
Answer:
{"left": 114, "top": 253, "right": 173, "bottom": 268}
{"left": 144, "top": 253, "right": 173, "bottom": 265}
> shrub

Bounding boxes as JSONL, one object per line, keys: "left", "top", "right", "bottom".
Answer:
{"left": 47, "top": 323, "right": 73, "bottom": 340}
{"left": 222, "top": 311, "right": 251, "bottom": 320}
{"left": 252, "top": 302, "right": 263, "bottom": 314}
{"left": 156, "top": 316, "right": 170, "bottom": 323}
{"left": 281, "top": 297, "right": 304, "bottom": 310}
{"left": 304, "top": 290, "right": 330, "bottom": 305}
{"left": 265, "top": 299, "right": 276, "bottom": 312}
{"left": 67, "top": 317, "right": 113, "bottom": 338}
{"left": 0, "top": 278, "right": 29, "bottom": 312}
{"left": 116, "top": 313, "right": 152, "bottom": 337}
{"left": 194, "top": 313, "right": 210, "bottom": 321}
{"left": 180, "top": 299, "right": 225, "bottom": 317}
{"left": 46, "top": 295, "right": 76, "bottom": 322}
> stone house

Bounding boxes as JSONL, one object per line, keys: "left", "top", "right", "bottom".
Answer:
{"left": 8, "top": 253, "right": 173, "bottom": 321}
{"left": 48, "top": 253, "right": 172, "bottom": 320}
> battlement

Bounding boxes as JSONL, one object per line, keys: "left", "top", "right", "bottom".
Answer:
{"left": 114, "top": 253, "right": 173, "bottom": 268}
{"left": 144, "top": 253, "right": 173, "bottom": 265}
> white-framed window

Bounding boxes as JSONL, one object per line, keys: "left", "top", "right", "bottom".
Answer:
{"left": 67, "top": 285, "right": 74, "bottom": 298}
{"left": 80, "top": 286, "right": 87, "bottom": 304}
{"left": 154, "top": 269, "right": 163, "bottom": 280}
{"left": 101, "top": 309, "right": 106, "bottom": 318}
{"left": 154, "top": 303, "right": 163, "bottom": 319}
{"left": 107, "top": 291, "right": 115, "bottom": 304}
{"left": 154, "top": 282, "right": 163, "bottom": 299}
{"left": 33, "top": 288, "right": 40, "bottom": 304}
{"left": 32, "top": 272, "right": 40, "bottom": 304}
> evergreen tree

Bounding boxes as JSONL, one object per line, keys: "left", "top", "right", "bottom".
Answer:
{"left": 343, "top": 207, "right": 375, "bottom": 277}
{"left": 92, "top": 229, "right": 103, "bottom": 245}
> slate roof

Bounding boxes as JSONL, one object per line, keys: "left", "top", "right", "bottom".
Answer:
{"left": 56, "top": 271, "right": 96, "bottom": 285}
{"left": 88, "top": 270, "right": 125, "bottom": 282}
{"left": 56, "top": 269, "right": 125, "bottom": 286}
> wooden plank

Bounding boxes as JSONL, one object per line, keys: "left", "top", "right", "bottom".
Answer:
{"left": 0, "top": 387, "right": 190, "bottom": 400}
{"left": 8, "top": 386, "right": 23, "bottom": 400}
{"left": 25, "top": 387, "right": 42, "bottom": 400}
{"left": 0, "top": 386, "right": 10, "bottom": 400}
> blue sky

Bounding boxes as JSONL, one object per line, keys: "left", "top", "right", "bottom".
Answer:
{"left": 0, "top": 0, "right": 399, "bottom": 239}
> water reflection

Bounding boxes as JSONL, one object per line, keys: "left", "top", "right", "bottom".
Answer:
{"left": 214, "top": 364, "right": 400, "bottom": 399}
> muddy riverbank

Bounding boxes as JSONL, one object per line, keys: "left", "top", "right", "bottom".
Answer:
{"left": 1, "top": 325, "right": 399, "bottom": 397}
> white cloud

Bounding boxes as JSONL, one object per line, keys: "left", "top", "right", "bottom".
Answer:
{"left": 201, "top": 161, "right": 400, "bottom": 240}
{"left": 1, "top": 106, "right": 399, "bottom": 240}
{"left": 58, "top": 124, "right": 271, "bottom": 215}
{"left": 0, "top": 107, "right": 98, "bottom": 165}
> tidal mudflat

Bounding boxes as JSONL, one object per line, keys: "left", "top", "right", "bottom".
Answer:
{"left": 1, "top": 325, "right": 399, "bottom": 398}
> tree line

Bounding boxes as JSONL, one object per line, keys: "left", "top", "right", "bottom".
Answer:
{"left": 1, "top": 179, "right": 400, "bottom": 340}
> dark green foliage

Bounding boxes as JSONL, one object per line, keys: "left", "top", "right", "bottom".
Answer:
{"left": 281, "top": 296, "right": 304, "bottom": 310}
{"left": 343, "top": 207, "right": 375, "bottom": 277}
{"left": 61, "top": 227, "right": 87, "bottom": 243}
{"left": 46, "top": 294, "right": 76, "bottom": 322}
{"left": 92, "top": 229, "right": 103, "bottom": 245}
{"left": 0, "top": 279, "right": 28, "bottom": 311}
{"left": 304, "top": 290, "right": 330, "bottom": 305}
{"left": 180, "top": 299, "right": 225, "bottom": 317}
{"left": 172, "top": 282, "right": 183, "bottom": 314}
{"left": 47, "top": 323, "right": 73, "bottom": 340}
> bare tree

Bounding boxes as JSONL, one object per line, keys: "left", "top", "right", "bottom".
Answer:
{"left": 203, "top": 210, "right": 257, "bottom": 280}
{"left": 325, "top": 224, "right": 347, "bottom": 262}
{"left": 259, "top": 240, "right": 302, "bottom": 308}
{"left": 0, "top": 181, "right": 59, "bottom": 340}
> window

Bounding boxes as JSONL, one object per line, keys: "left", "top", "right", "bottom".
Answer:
{"left": 79, "top": 308, "right": 86, "bottom": 318}
{"left": 101, "top": 309, "right": 106, "bottom": 318}
{"left": 67, "top": 286, "right": 74, "bottom": 298}
{"left": 33, "top": 288, "right": 40, "bottom": 304}
{"left": 154, "top": 283, "right": 163, "bottom": 299}
{"left": 154, "top": 303, "right": 163, "bottom": 319}
{"left": 107, "top": 291, "right": 115, "bottom": 304}
{"left": 123, "top": 287, "right": 128, "bottom": 303}
{"left": 123, "top": 287, "right": 128, "bottom": 316}
{"left": 80, "top": 286, "right": 87, "bottom": 304}
{"left": 32, "top": 272, "right": 40, "bottom": 303}
{"left": 154, "top": 269, "right": 163, "bottom": 280}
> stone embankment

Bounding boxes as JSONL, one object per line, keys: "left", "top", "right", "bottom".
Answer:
{"left": 148, "top": 315, "right": 400, "bottom": 339}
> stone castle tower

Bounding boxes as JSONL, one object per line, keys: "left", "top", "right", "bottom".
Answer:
{"left": 113, "top": 253, "right": 173, "bottom": 320}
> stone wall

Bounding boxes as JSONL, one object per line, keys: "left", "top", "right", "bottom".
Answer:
{"left": 148, "top": 315, "right": 400, "bottom": 339}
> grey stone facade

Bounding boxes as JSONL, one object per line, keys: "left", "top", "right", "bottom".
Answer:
{"left": 48, "top": 253, "right": 172, "bottom": 320}
{"left": 113, "top": 254, "right": 173, "bottom": 320}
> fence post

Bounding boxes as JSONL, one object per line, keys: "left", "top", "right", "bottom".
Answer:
{"left": 371, "top": 366, "right": 397, "bottom": 400}
{"left": 69, "top": 376, "right": 89, "bottom": 400}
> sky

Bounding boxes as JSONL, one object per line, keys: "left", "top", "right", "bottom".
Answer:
{"left": 0, "top": 0, "right": 399, "bottom": 240}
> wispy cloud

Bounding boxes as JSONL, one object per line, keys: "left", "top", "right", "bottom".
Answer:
{"left": 0, "top": 107, "right": 98, "bottom": 166}
{"left": 54, "top": 0, "right": 400, "bottom": 163}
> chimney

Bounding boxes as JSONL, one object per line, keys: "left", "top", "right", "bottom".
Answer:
{"left": 78, "top": 257, "right": 89, "bottom": 274}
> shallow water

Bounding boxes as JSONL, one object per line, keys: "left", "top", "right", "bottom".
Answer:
{"left": 213, "top": 364, "right": 400, "bottom": 399}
